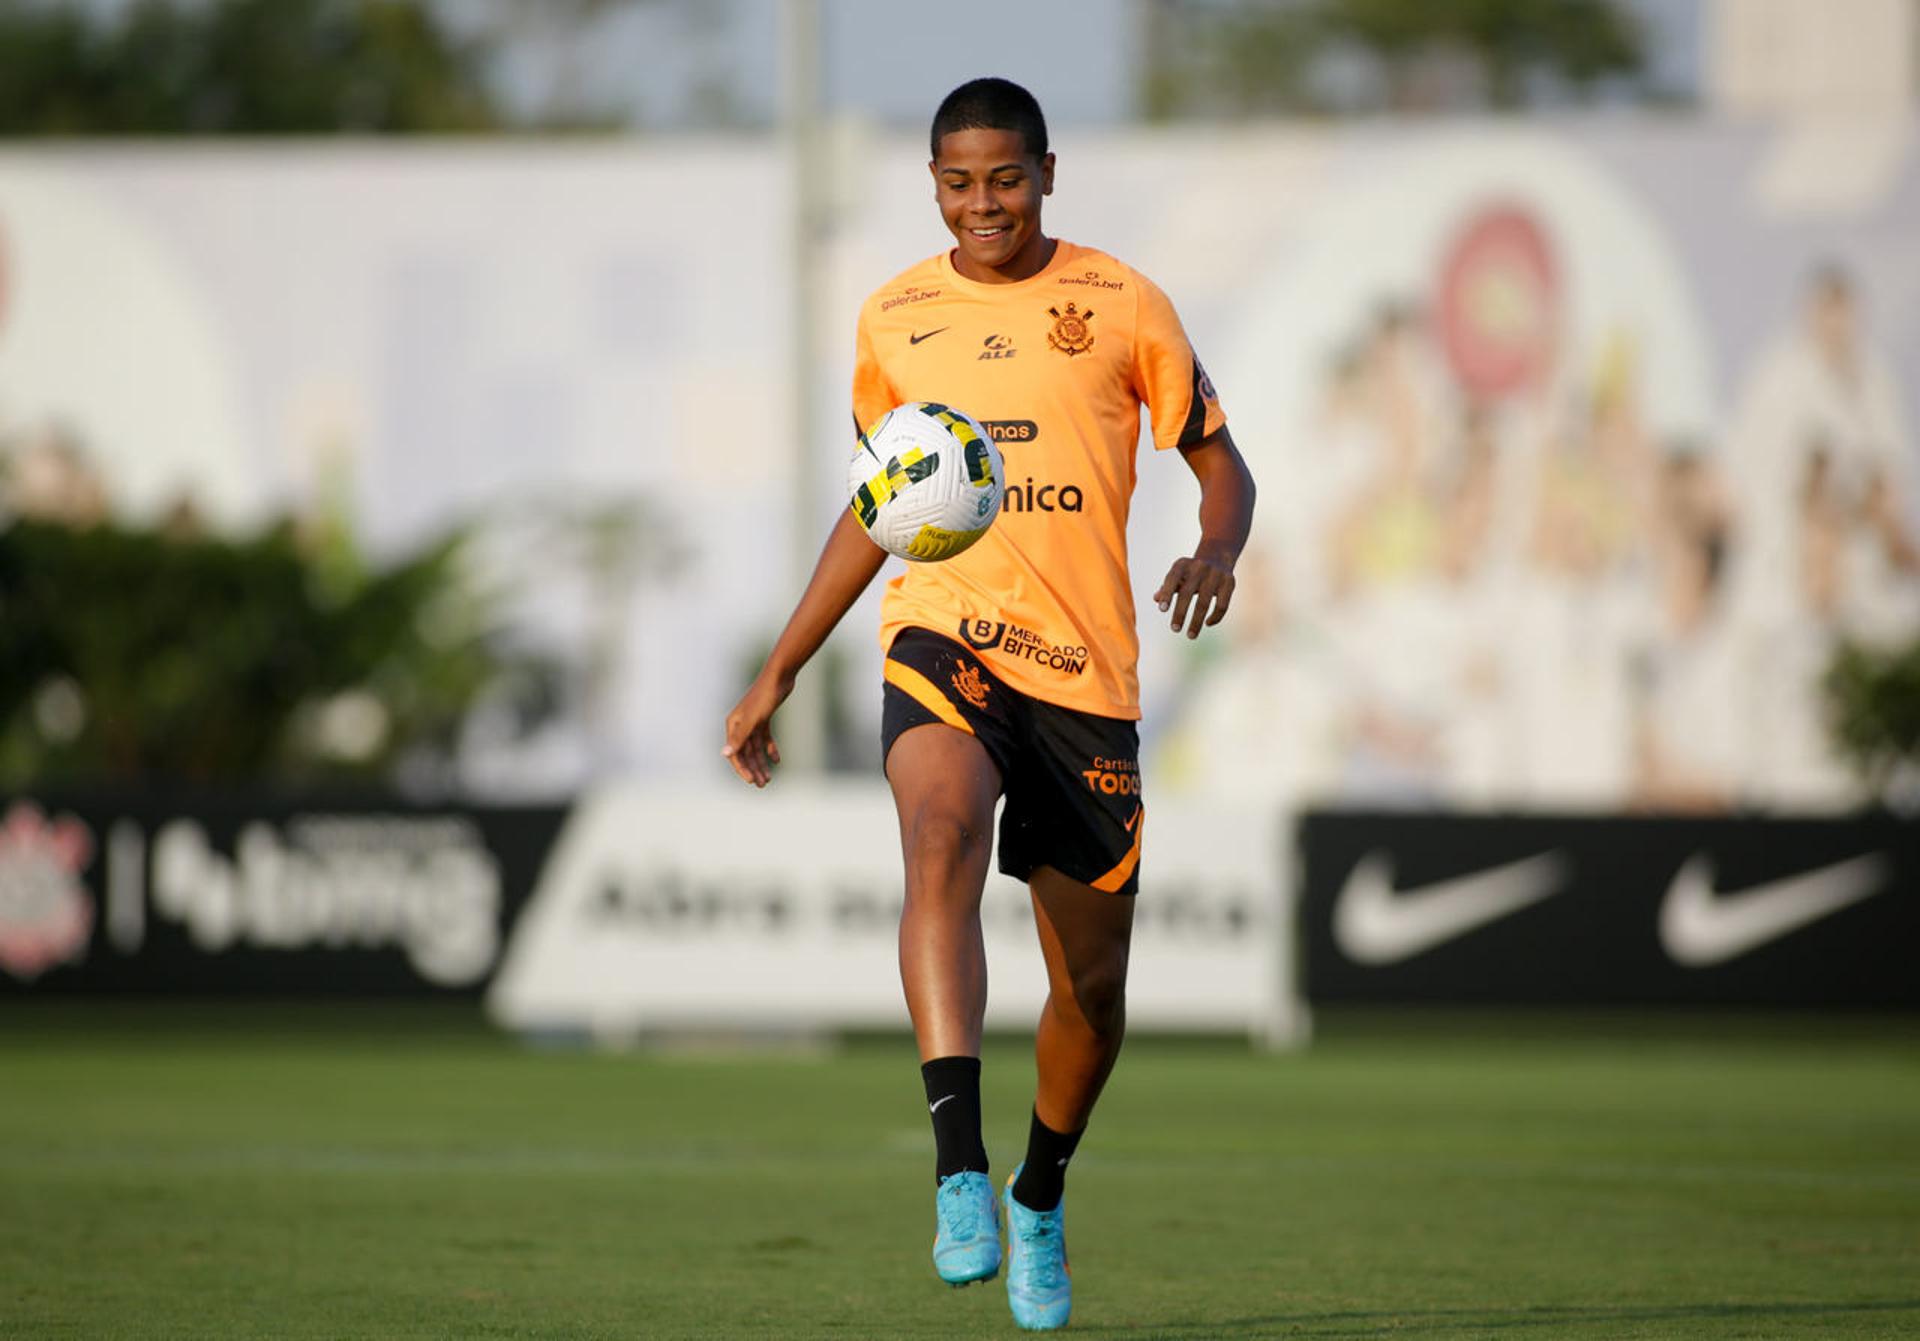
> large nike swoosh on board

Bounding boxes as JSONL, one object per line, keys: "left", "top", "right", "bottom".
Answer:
{"left": 1658, "top": 853, "right": 1889, "bottom": 967}
{"left": 1332, "top": 851, "right": 1568, "bottom": 965}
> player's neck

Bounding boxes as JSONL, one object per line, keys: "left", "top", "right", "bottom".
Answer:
{"left": 953, "top": 234, "right": 1057, "bottom": 285}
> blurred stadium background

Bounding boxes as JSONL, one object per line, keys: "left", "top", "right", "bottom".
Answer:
{"left": 1, "top": 2, "right": 1916, "bottom": 1336}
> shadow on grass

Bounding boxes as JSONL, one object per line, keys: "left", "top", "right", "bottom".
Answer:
{"left": 1099, "top": 1298, "right": 1920, "bottom": 1338}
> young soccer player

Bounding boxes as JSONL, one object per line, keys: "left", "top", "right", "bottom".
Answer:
{"left": 723, "top": 77, "right": 1254, "bottom": 1331}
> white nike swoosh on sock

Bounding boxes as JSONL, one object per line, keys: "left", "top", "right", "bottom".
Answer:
{"left": 929, "top": 1095, "right": 956, "bottom": 1114}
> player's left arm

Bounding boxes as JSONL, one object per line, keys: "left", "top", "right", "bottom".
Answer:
{"left": 1156, "top": 425, "right": 1256, "bottom": 638}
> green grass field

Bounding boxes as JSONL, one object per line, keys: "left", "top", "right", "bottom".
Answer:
{"left": 2, "top": 1005, "right": 1916, "bottom": 1339}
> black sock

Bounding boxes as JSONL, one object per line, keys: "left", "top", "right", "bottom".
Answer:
{"left": 921, "top": 1056, "right": 987, "bottom": 1183}
{"left": 1011, "top": 1110, "right": 1083, "bottom": 1211}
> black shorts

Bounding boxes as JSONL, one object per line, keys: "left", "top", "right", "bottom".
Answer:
{"left": 880, "top": 627, "right": 1144, "bottom": 896}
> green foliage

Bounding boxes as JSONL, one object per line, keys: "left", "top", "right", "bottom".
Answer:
{"left": 0, "top": 515, "right": 547, "bottom": 786}
{"left": 1140, "top": 0, "right": 1647, "bottom": 118}
{"left": 0, "top": 0, "right": 502, "bottom": 134}
{"left": 1141, "top": 1, "right": 1320, "bottom": 121}
{"left": 1321, "top": 0, "right": 1643, "bottom": 105}
{"left": 1823, "top": 636, "right": 1920, "bottom": 796}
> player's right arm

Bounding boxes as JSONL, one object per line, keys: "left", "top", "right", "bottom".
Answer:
{"left": 723, "top": 510, "right": 887, "bottom": 787}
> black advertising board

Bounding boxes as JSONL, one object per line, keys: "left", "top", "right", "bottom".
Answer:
{"left": 0, "top": 792, "right": 571, "bottom": 996}
{"left": 1299, "top": 811, "right": 1920, "bottom": 1007}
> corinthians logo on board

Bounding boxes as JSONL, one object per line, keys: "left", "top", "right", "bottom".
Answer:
{"left": 0, "top": 802, "right": 96, "bottom": 981}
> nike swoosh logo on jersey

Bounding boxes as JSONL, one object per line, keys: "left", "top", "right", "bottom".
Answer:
{"left": 909, "top": 327, "right": 950, "bottom": 345}
{"left": 1658, "top": 853, "right": 1889, "bottom": 967}
{"left": 1124, "top": 805, "right": 1142, "bottom": 834}
{"left": 1332, "top": 851, "right": 1568, "bottom": 965}
{"left": 929, "top": 1094, "right": 956, "bottom": 1114}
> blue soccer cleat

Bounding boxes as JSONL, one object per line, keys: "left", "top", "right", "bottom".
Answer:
{"left": 1003, "top": 1165, "right": 1071, "bottom": 1330}
{"left": 932, "top": 1170, "right": 1002, "bottom": 1286}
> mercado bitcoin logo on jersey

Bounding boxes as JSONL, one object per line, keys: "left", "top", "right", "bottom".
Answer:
{"left": 1046, "top": 303, "right": 1095, "bottom": 356}
{"left": 960, "top": 619, "right": 1007, "bottom": 651}
{"left": 956, "top": 619, "right": 1090, "bottom": 676}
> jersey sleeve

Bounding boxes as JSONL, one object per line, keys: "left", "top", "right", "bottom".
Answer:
{"left": 1131, "top": 272, "right": 1227, "bottom": 452}
{"left": 851, "top": 305, "right": 899, "bottom": 439}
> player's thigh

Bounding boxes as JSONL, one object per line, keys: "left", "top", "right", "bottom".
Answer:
{"left": 885, "top": 722, "right": 1002, "bottom": 866}
{"left": 1029, "top": 864, "right": 1135, "bottom": 1010}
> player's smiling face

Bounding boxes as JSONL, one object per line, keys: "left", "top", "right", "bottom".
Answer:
{"left": 931, "top": 128, "right": 1054, "bottom": 283}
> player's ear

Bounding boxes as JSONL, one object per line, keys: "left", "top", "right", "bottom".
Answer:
{"left": 1039, "top": 152, "right": 1055, "bottom": 196}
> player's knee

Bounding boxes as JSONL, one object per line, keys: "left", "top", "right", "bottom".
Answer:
{"left": 901, "top": 806, "right": 991, "bottom": 883}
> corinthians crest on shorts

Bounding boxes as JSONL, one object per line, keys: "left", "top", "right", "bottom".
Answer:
{"left": 1046, "top": 302, "right": 1095, "bottom": 356}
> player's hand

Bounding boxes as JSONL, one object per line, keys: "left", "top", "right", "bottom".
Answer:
{"left": 722, "top": 670, "right": 794, "bottom": 787}
{"left": 1155, "top": 552, "right": 1236, "bottom": 639}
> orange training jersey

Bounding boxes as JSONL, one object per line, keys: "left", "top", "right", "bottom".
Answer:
{"left": 852, "top": 240, "right": 1227, "bottom": 719}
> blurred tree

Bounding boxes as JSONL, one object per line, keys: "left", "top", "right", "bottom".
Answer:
{"left": 0, "top": 515, "right": 558, "bottom": 788}
{"left": 1825, "top": 637, "right": 1920, "bottom": 807}
{"left": 0, "top": 0, "right": 503, "bottom": 134}
{"left": 1140, "top": 0, "right": 1648, "bottom": 118}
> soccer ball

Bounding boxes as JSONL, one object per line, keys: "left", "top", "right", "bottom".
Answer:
{"left": 848, "top": 401, "right": 1004, "bottom": 562}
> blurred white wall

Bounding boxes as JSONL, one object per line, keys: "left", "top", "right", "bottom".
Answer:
{"left": 1710, "top": 0, "right": 1919, "bottom": 118}
{"left": 2, "top": 115, "right": 1915, "bottom": 810}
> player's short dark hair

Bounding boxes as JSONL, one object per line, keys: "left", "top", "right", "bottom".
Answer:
{"left": 930, "top": 78, "right": 1048, "bottom": 161}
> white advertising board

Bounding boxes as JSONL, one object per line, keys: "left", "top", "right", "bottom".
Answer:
{"left": 487, "top": 784, "right": 1306, "bottom": 1046}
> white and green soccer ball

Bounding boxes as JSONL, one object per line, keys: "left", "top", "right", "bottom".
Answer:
{"left": 848, "top": 401, "right": 1003, "bottom": 562}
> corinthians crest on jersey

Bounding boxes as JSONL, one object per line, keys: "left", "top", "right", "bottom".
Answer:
{"left": 1046, "top": 302, "right": 1095, "bottom": 356}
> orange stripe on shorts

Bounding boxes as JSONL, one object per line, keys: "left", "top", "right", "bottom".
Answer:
{"left": 883, "top": 659, "right": 975, "bottom": 736}
{"left": 1089, "top": 805, "right": 1144, "bottom": 893}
